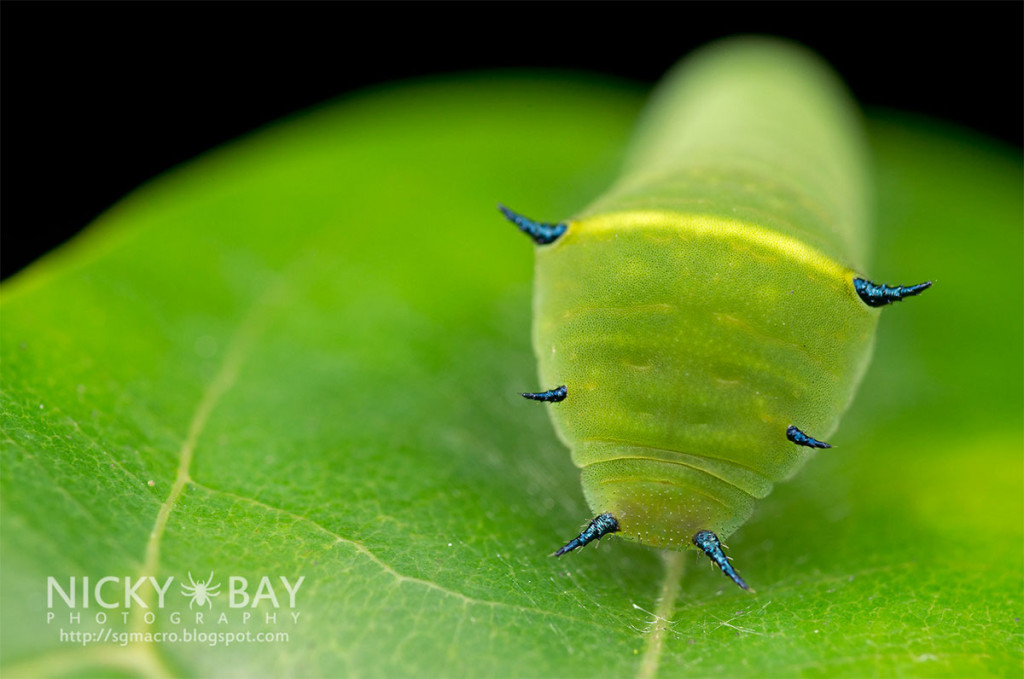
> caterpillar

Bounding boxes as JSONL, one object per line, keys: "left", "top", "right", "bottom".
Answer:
{"left": 500, "top": 38, "right": 930, "bottom": 590}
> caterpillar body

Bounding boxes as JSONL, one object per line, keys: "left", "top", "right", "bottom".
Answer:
{"left": 501, "top": 39, "right": 930, "bottom": 589}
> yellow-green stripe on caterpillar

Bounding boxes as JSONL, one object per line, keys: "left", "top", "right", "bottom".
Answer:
{"left": 500, "top": 38, "right": 930, "bottom": 590}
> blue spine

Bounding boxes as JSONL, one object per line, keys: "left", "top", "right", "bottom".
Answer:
{"left": 787, "top": 425, "right": 832, "bottom": 449}
{"left": 552, "top": 513, "right": 619, "bottom": 556}
{"left": 853, "top": 277, "right": 932, "bottom": 308}
{"left": 522, "top": 385, "right": 568, "bottom": 403}
{"left": 498, "top": 204, "right": 567, "bottom": 245}
{"left": 693, "top": 530, "right": 750, "bottom": 591}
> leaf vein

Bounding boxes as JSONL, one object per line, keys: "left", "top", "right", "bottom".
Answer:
{"left": 130, "top": 278, "right": 289, "bottom": 632}
{"left": 636, "top": 550, "right": 685, "bottom": 679}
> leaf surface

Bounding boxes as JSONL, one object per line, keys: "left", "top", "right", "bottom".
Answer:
{"left": 2, "top": 73, "right": 1021, "bottom": 678}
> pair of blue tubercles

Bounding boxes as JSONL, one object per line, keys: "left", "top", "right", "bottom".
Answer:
{"left": 693, "top": 530, "right": 750, "bottom": 591}
{"left": 787, "top": 425, "right": 831, "bottom": 449}
{"left": 553, "top": 513, "right": 620, "bottom": 557}
{"left": 853, "top": 277, "right": 932, "bottom": 308}
{"left": 522, "top": 385, "right": 567, "bottom": 403}
{"left": 498, "top": 204, "right": 567, "bottom": 245}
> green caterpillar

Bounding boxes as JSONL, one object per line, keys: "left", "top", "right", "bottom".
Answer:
{"left": 501, "top": 38, "right": 930, "bottom": 590}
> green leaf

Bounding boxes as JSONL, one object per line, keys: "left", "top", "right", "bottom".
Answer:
{"left": 2, "top": 72, "right": 1020, "bottom": 678}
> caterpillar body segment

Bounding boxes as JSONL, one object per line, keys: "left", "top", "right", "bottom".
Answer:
{"left": 534, "top": 211, "right": 878, "bottom": 556}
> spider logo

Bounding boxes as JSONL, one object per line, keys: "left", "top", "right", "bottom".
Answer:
{"left": 180, "top": 572, "right": 221, "bottom": 609}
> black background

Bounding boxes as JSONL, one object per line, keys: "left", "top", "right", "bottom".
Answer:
{"left": 3, "top": 2, "right": 1021, "bottom": 280}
